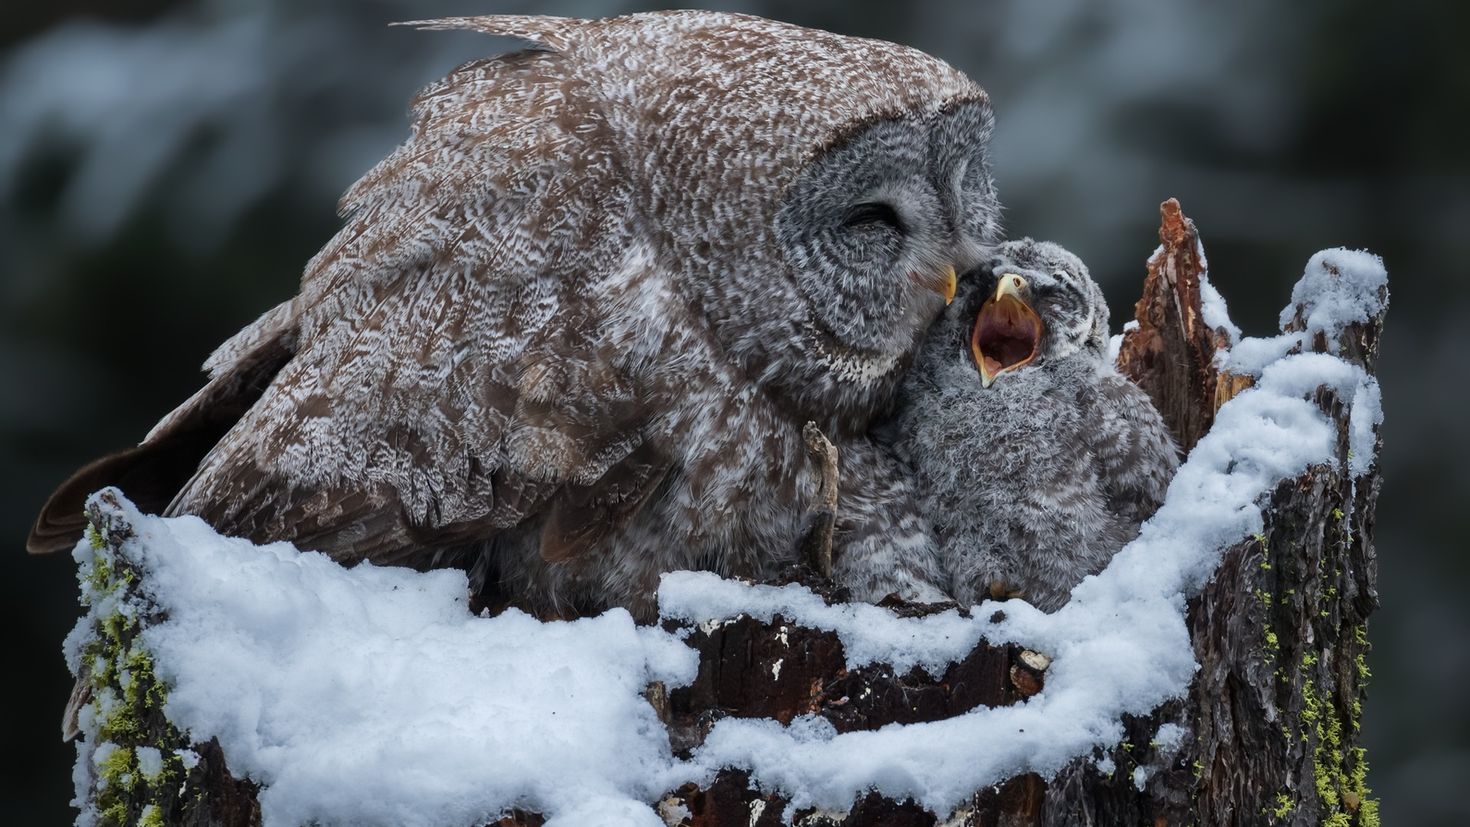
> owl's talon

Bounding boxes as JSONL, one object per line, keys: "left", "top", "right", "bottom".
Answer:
{"left": 798, "top": 422, "right": 840, "bottom": 579}
{"left": 987, "top": 580, "right": 1025, "bottom": 601}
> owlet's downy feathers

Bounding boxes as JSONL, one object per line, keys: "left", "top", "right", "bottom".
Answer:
{"left": 28, "top": 11, "right": 1004, "bottom": 620}
{"left": 892, "top": 239, "right": 1179, "bottom": 612}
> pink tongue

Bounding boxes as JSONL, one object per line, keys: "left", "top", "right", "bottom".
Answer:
{"left": 982, "top": 311, "right": 1032, "bottom": 368}
{"left": 994, "top": 332, "right": 1031, "bottom": 367}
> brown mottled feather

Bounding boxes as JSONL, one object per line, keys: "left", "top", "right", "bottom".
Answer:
{"left": 164, "top": 33, "right": 646, "bottom": 562}
{"left": 32, "top": 12, "right": 1000, "bottom": 620}
{"left": 27, "top": 331, "right": 293, "bottom": 554}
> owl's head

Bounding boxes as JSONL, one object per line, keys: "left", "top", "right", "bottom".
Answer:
{"left": 775, "top": 100, "right": 1000, "bottom": 360}
{"left": 436, "top": 12, "right": 1003, "bottom": 430}
{"left": 965, "top": 239, "right": 1108, "bottom": 387}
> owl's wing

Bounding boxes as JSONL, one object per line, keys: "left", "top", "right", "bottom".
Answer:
{"left": 34, "top": 40, "right": 675, "bottom": 566}
{"left": 1086, "top": 373, "right": 1181, "bottom": 526}
{"left": 25, "top": 320, "right": 295, "bottom": 555}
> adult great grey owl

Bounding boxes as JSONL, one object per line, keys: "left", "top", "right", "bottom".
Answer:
{"left": 892, "top": 239, "right": 1178, "bottom": 612}
{"left": 28, "top": 12, "right": 1002, "bottom": 619}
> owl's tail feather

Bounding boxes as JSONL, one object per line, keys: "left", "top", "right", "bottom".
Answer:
{"left": 393, "top": 15, "right": 585, "bottom": 54}
{"left": 28, "top": 431, "right": 229, "bottom": 555}
{"left": 26, "top": 328, "right": 294, "bottom": 556}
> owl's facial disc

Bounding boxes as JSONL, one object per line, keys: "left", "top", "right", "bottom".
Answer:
{"left": 774, "top": 106, "right": 998, "bottom": 361}
{"left": 970, "top": 273, "right": 1043, "bottom": 387}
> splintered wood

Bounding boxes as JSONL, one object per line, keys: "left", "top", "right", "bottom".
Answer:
{"left": 1116, "top": 198, "right": 1249, "bottom": 452}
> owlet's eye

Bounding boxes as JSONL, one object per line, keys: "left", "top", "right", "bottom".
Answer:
{"left": 841, "top": 202, "right": 904, "bottom": 233}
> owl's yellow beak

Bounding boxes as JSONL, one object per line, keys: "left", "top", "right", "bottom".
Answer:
{"left": 971, "top": 273, "right": 1043, "bottom": 387}
{"left": 913, "top": 264, "right": 958, "bottom": 305}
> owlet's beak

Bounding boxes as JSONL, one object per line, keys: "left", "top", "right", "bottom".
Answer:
{"left": 970, "top": 273, "right": 1043, "bottom": 387}
{"left": 913, "top": 264, "right": 958, "bottom": 305}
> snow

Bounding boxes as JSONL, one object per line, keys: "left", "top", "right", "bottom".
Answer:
{"left": 1220, "top": 248, "right": 1387, "bottom": 375}
{"left": 1218, "top": 333, "right": 1297, "bottom": 376}
{"left": 1348, "top": 376, "right": 1383, "bottom": 477}
{"left": 1216, "top": 248, "right": 1386, "bottom": 478}
{"left": 1282, "top": 248, "right": 1389, "bottom": 340}
{"left": 176, "top": 748, "right": 200, "bottom": 770}
{"left": 1187, "top": 234, "right": 1242, "bottom": 344}
{"left": 134, "top": 746, "right": 163, "bottom": 781}
{"left": 76, "top": 497, "right": 697, "bottom": 827}
{"left": 1200, "top": 278, "right": 1241, "bottom": 344}
{"left": 67, "top": 249, "right": 1385, "bottom": 822}
{"left": 1153, "top": 722, "right": 1186, "bottom": 753}
{"left": 90, "top": 741, "right": 120, "bottom": 785}
{"left": 658, "top": 573, "right": 986, "bottom": 678}
{"left": 70, "top": 741, "right": 94, "bottom": 827}
{"left": 664, "top": 348, "right": 1380, "bottom": 814}
{"left": 1105, "top": 320, "right": 1136, "bottom": 365}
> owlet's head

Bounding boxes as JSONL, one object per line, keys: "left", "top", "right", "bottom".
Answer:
{"left": 966, "top": 239, "right": 1109, "bottom": 386}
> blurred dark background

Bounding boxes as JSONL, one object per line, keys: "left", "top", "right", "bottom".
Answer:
{"left": 3, "top": 0, "right": 1464, "bottom": 822}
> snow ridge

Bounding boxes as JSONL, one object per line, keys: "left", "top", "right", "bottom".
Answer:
{"left": 1220, "top": 248, "right": 1387, "bottom": 375}
{"left": 663, "top": 351, "right": 1379, "bottom": 814}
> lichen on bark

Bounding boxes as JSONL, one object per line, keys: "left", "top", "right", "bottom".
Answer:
{"left": 70, "top": 490, "right": 259, "bottom": 827}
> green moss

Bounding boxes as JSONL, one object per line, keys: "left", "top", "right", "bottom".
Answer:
{"left": 1350, "top": 747, "right": 1381, "bottom": 827}
{"left": 99, "top": 799, "right": 129, "bottom": 827}
{"left": 79, "top": 512, "right": 189, "bottom": 827}
{"left": 96, "top": 744, "right": 135, "bottom": 790}
{"left": 1271, "top": 792, "right": 1293, "bottom": 819}
{"left": 122, "top": 646, "right": 168, "bottom": 712}
{"left": 94, "top": 743, "right": 138, "bottom": 827}
{"left": 1300, "top": 667, "right": 1378, "bottom": 826}
{"left": 1305, "top": 681, "right": 1337, "bottom": 809}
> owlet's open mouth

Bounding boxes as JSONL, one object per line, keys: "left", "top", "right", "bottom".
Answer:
{"left": 970, "top": 273, "right": 1043, "bottom": 387}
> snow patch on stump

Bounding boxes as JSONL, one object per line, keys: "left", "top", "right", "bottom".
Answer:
{"left": 1220, "top": 247, "right": 1387, "bottom": 375}
{"left": 71, "top": 497, "right": 695, "bottom": 827}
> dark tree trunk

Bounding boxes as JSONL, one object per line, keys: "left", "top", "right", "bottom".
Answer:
{"left": 71, "top": 199, "right": 1382, "bottom": 827}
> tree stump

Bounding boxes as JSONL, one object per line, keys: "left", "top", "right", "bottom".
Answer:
{"left": 66, "top": 199, "right": 1383, "bottom": 826}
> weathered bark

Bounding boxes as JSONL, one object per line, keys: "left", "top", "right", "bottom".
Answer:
{"left": 1116, "top": 197, "right": 1247, "bottom": 452}
{"left": 75, "top": 491, "right": 261, "bottom": 827}
{"left": 69, "top": 199, "right": 1382, "bottom": 826}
